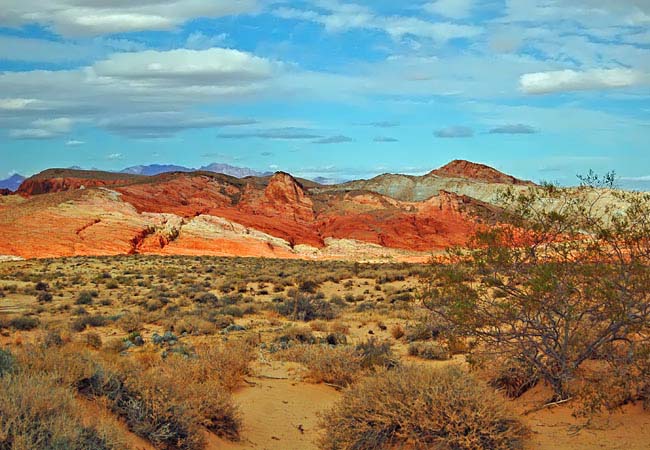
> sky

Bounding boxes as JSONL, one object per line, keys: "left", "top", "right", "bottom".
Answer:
{"left": 0, "top": 0, "right": 649, "bottom": 188}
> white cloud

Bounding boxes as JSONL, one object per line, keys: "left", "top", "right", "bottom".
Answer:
{"left": 8, "top": 117, "right": 73, "bottom": 139}
{"left": 0, "top": 0, "right": 259, "bottom": 36}
{"left": 435, "top": 125, "right": 474, "bottom": 138}
{"left": 101, "top": 112, "right": 258, "bottom": 138}
{"left": 274, "top": 3, "right": 482, "bottom": 42}
{"left": 520, "top": 68, "right": 649, "bottom": 94}
{"left": 91, "top": 48, "right": 275, "bottom": 85}
{"left": 423, "top": 0, "right": 474, "bottom": 19}
{"left": 65, "top": 139, "right": 85, "bottom": 146}
{"left": 0, "top": 98, "right": 43, "bottom": 111}
{"left": 106, "top": 152, "right": 123, "bottom": 160}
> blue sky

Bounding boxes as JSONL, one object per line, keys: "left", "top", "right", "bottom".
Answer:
{"left": 0, "top": 0, "right": 649, "bottom": 187}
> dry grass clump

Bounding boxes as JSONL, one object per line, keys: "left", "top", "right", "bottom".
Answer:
{"left": 320, "top": 365, "right": 528, "bottom": 450}
{"left": 278, "top": 338, "right": 396, "bottom": 387}
{"left": 274, "top": 295, "right": 338, "bottom": 321}
{"left": 408, "top": 341, "right": 451, "bottom": 361}
{"left": 280, "top": 345, "right": 363, "bottom": 387}
{"left": 0, "top": 348, "right": 127, "bottom": 450}
{"left": 11, "top": 340, "right": 253, "bottom": 449}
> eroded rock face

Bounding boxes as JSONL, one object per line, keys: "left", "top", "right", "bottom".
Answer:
{"left": 430, "top": 160, "right": 532, "bottom": 185}
{"left": 1, "top": 161, "right": 523, "bottom": 260}
{"left": 262, "top": 172, "right": 315, "bottom": 221}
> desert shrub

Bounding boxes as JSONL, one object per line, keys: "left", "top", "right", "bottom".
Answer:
{"left": 328, "top": 295, "right": 346, "bottom": 307}
{"left": 219, "top": 305, "right": 244, "bottom": 317}
{"left": 10, "top": 315, "right": 39, "bottom": 330}
{"left": 425, "top": 176, "right": 650, "bottom": 401}
{"left": 37, "top": 291, "right": 53, "bottom": 303}
{"left": 71, "top": 314, "right": 109, "bottom": 332}
{"left": 320, "top": 365, "right": 528, "bottom": 450}
{"left": 43, "top": 330, "right": 64, "bottom": 348}
{"left": 487, "top": 357, "right": 540, "bottom": 399}
{"left": 78, "top": 367, "right": 205, "bottom": 450}
{"left": 75, "top": 291, "right": 97, "bottom": 305}
{"left": 279, "top": 345, "right": 363, "bottom": 387}
{"left": 405, "top": 319, "right": 443, "bottom": 342}
{"left": 85, "top": 332, "right": 103, "bottom": 349}
{"left": 275, "top": 296, "right": 337, "bottom": 321}
{"left": 145, "top": 298, "right": 164, "bottom": 311}
{"left": 196, "top": 292, "right": 219, "bottom": 305}
{"left": 35, "top": 281, "right": 49, "bottom": 291}
{"left": 355, "top": 338, "right": 397, "bottom": 369}
{"left": 325, "top": 332, "right": 347, "bottom": 346}
{"left": 175, "top": 316, "right": 216, "bottom": 335}
{"left": 117, "top": 312, "right": 142, "bottom": 333}
{"left": 0, "top": 372, "right": 127, "bottom": 450}
{"left": 408, "top": 341, "right": 450, "bottom": 361}
{"left": 275, "top": 326, "right": 317, "bottom": 346}
{"left": 390, "top": 324, "right": 405, "bottom": 340}
{"left": 0, "top": 349, "right": 15, "bottom": 376}
{"left": 298, "top": 279, "right": 319, "bottom": 293}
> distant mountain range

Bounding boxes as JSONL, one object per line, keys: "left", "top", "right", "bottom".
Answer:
{"left": 0, "top": 173, "right": 26, "bottom": 191}
{"left": 121, "top": 163, "right": 270, "bottom": 178}
{"left": 0, "top": 164, "right": 270, "bottom": 192}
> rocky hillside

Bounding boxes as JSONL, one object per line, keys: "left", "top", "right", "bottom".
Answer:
{"left": 0, "top": 160, "right": 520, "bottom": 261}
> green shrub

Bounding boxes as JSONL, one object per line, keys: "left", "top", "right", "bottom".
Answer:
{"left": 75, "top": 291, "right": 95, "bottom": 305}
{"left": 10, "top": 316, "right": 40, "bottom": 331}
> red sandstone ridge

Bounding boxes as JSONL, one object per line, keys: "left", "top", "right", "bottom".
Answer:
{"left": 430, "top": 160, "right": 532, "bottom": 185}
{"left": 0, "top": 189, "right": 11, "bottom": 196}
{"left": 258, "top": 172, "right": 315, "bottom": 222}
{"left": 0, "top": 160, "right": 532, "bottom": 260}
{"left": 17, "top": 169, "right": 145, "bottom": 195}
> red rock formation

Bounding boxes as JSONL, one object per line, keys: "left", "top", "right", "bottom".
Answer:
{"left": 17, "top": 169, "right": 144, "bottom": 195}
{"left": 1, "top": 161, "right": 521, "bottom": 260}
{"left": 0, "top": 189, "right": 11, "bottom": 196}
{"left": 430, "top": 160, "right": 532, "bottom": 185}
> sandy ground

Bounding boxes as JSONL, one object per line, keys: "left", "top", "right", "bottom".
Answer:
{"left": 213, "top": 361, "right": 339, "bottom": 450}
{"left": 210, "top": 359, "right": 650, "bottom": 450}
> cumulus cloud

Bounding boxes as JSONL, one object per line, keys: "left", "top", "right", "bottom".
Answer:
{"left": 0, "top": 47, "right": 280, "bottom": 139}
{"left": 520, "top": 68, "right": 649, "bottom": 94}
{"left": 92, "top": 48, "right": 275, "bottom": 86}
{"left": 434, "top": 126, "right": 473, "bottom": 138}
{"left": 313, "top": 135, "right": 353, "bottom": 144}
{"left": 0, "top": 0, "right": 259, "bottom": 36}
{"left": 489, "top": 124, "right": 538, "bottom": 134}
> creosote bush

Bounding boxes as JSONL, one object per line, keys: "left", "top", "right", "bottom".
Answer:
{"left": 320, "top": 365, "right": 528, "bottom": 450}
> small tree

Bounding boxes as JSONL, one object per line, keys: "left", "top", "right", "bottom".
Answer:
{"left": 423, "top": 173, "right": 650, "bottom": 401}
